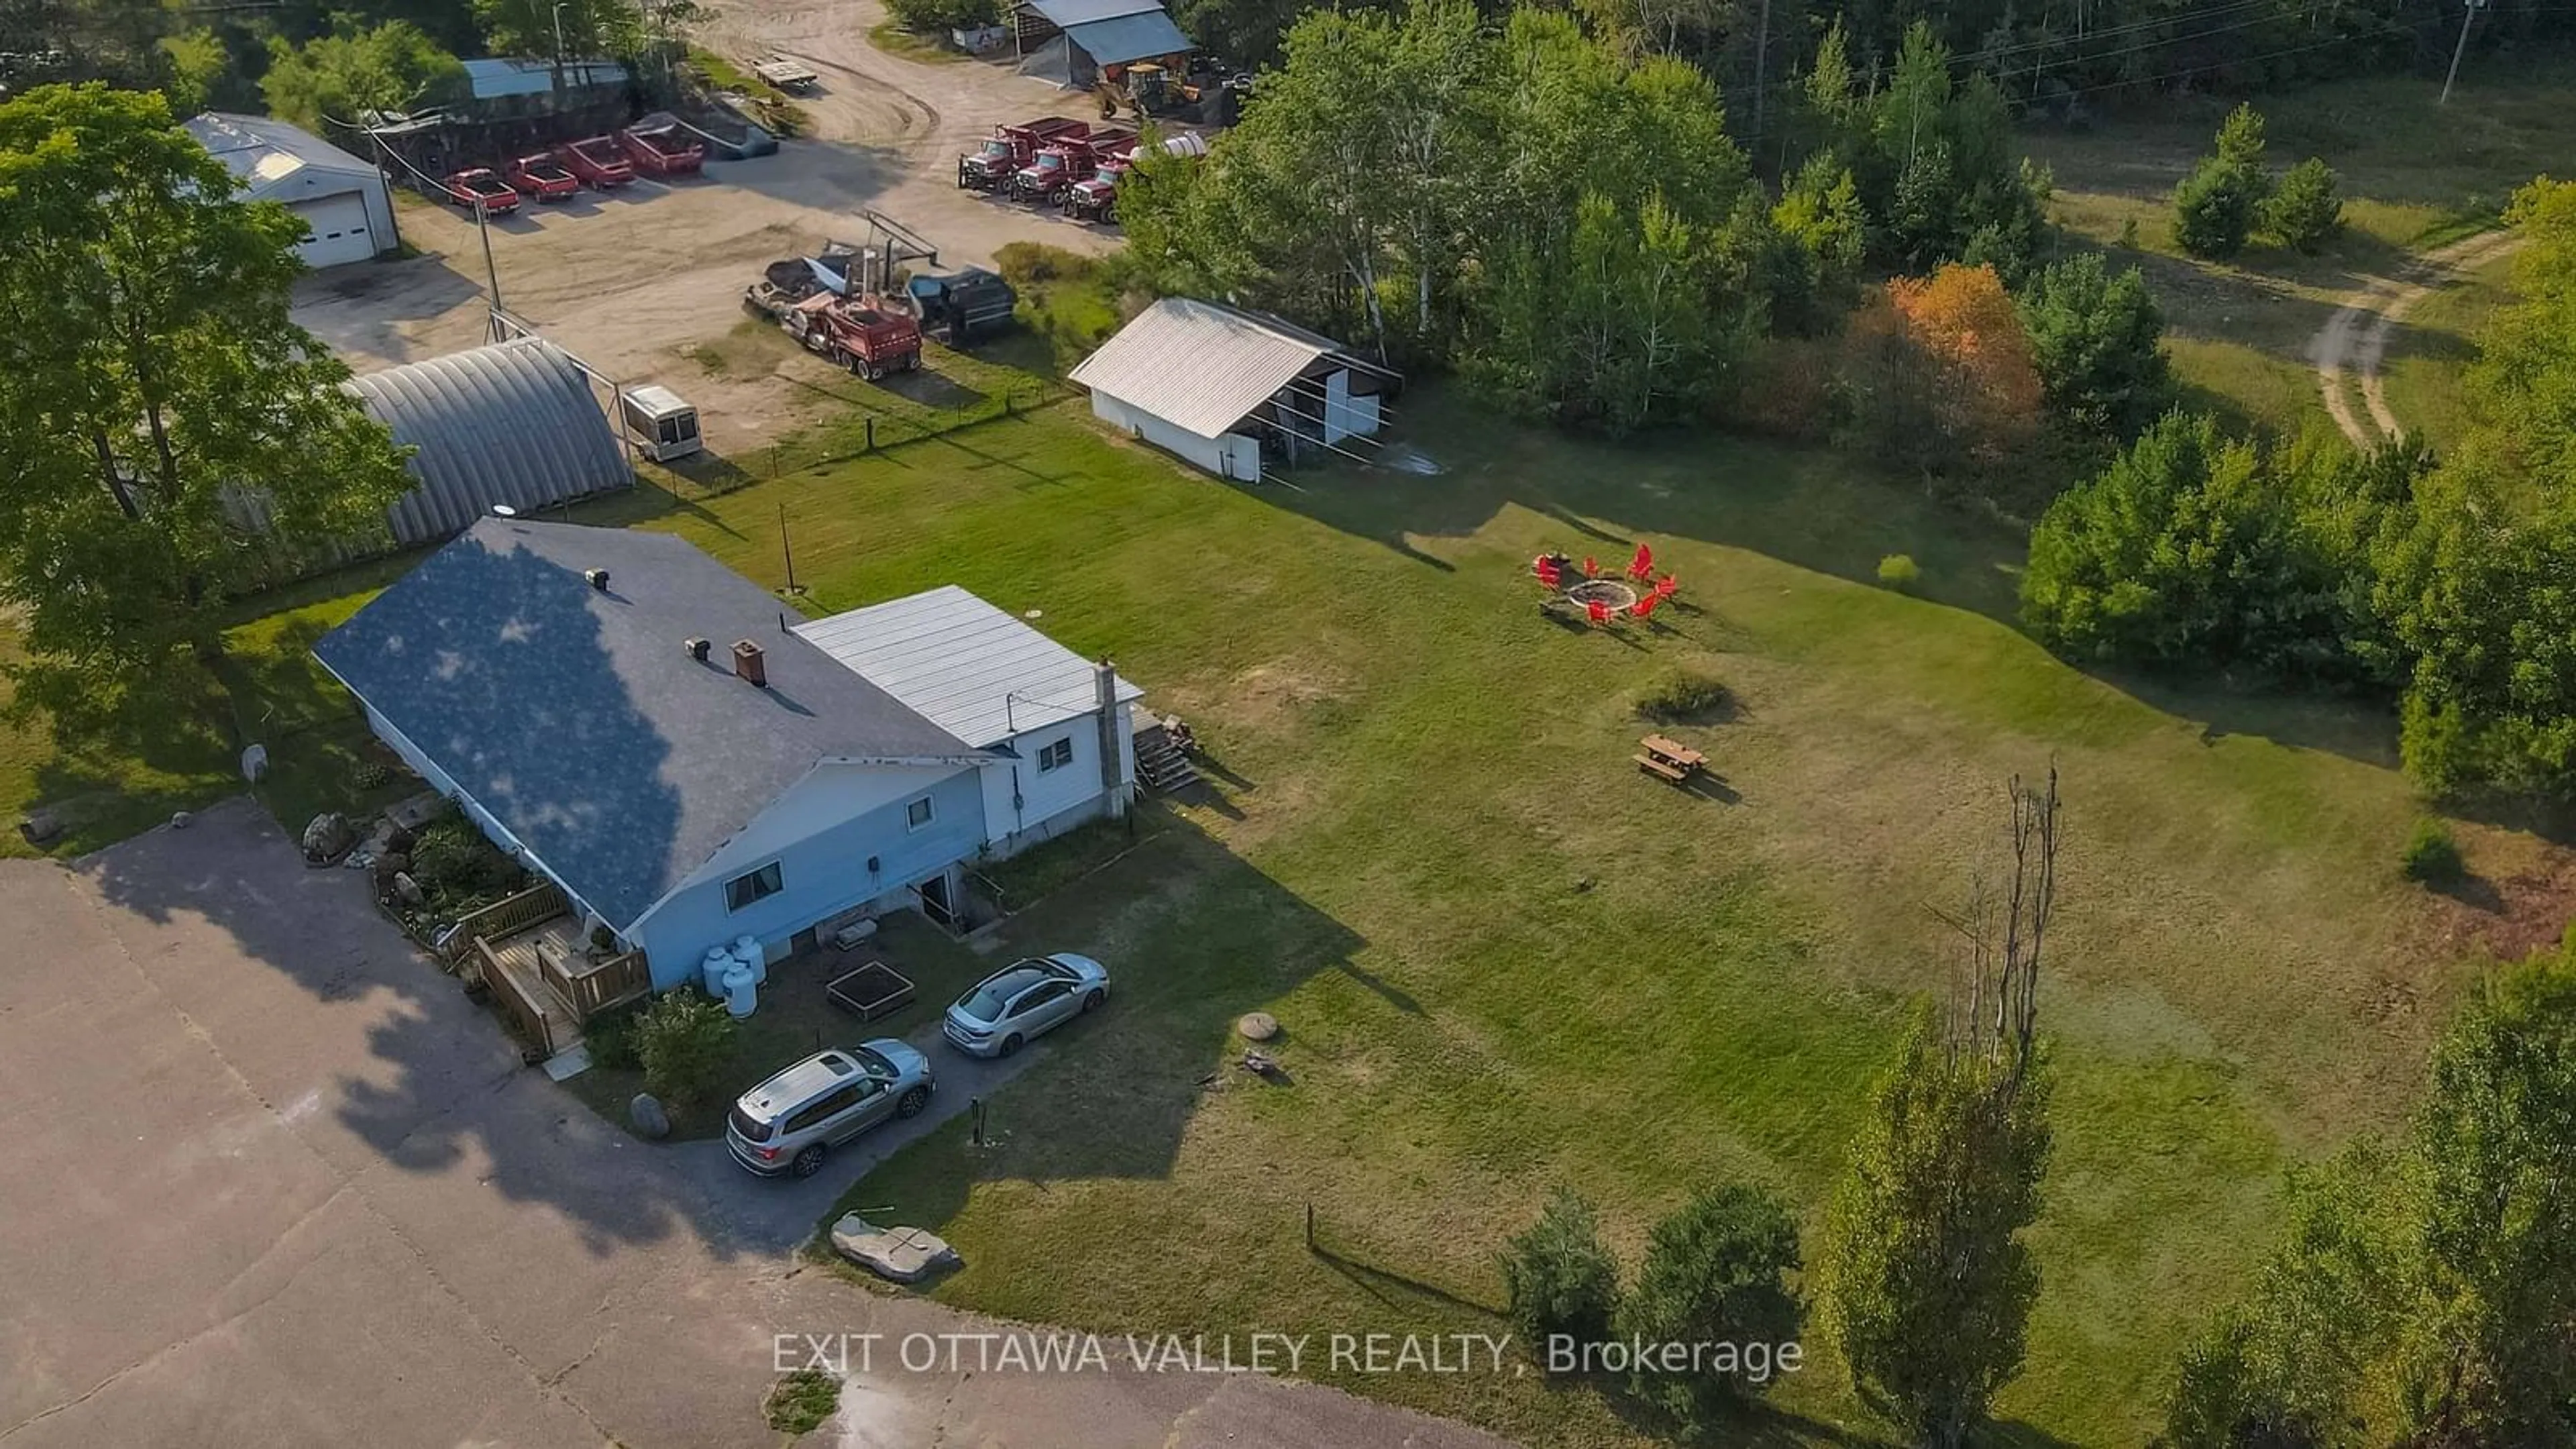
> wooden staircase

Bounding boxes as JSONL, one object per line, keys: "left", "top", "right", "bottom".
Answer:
{"left": 1132, "top": 719, "right": 1199, "bottom": 793}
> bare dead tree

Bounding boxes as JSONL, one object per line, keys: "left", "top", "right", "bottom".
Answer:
{"left": 1933, "top": 765, "right": 2061, "bottom": 1099}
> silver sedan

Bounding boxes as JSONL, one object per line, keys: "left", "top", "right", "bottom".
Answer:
{"left": 942, "top": 953, "right": 1110, "bottom": 1057}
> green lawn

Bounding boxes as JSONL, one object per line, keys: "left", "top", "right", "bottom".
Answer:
{"left": 448, "top": 392, "right": 2470, "bottom": 1447}
{"left": 0, "top": 566, "right": 419, "bottom": 861}
{"left": 2027, "top": 54, "right": 2576, "bottom": 438}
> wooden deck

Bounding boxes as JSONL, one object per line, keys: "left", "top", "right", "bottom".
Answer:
{"left": 475, "top": 915, "right": 653, "bottom": 1061}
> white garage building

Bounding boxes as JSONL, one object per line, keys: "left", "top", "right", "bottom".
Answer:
{"left": 1069, "top": 298, "right": 1393, "bottom": 482}
{"left": 185, "top": 112, "right": 395, "bottom": 270}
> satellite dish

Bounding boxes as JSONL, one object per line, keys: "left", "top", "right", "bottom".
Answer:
{"left": 490, "top": 503, "right": 519, "bottom": 518}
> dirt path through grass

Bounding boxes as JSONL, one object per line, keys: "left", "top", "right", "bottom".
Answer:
{"left": 2310, "top": 229, "right": 2521, "bottom": 445}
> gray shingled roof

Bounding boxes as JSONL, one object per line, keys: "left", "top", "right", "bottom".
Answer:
{"left": 349, "top": 339, "right": 632, "bottom": 547}
{"left": 314, "top": 519, "right": 985, "bottom": 928}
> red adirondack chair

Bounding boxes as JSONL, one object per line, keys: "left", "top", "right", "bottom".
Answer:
{"left": 1585, "top": 598, "right": 1611, "bottom": 626}
{"left": 1583, "top": 556, "right": 1599, "bottom": 578}
{"left": 1535, "top": 556, "right": 1562, "bottom": 589}
{"left": 1628, "top": 543, "right": 1654, "bottom": 582}
{"left": 1655, "top": 574, "right": 1677, "bottom": 599}
{"left": 1631, "top": 593, "right": 1657, "bottom": 619}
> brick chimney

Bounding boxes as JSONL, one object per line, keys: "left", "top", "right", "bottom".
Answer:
{"left": 731, "top": 639, "right": 767, "bottom": 688}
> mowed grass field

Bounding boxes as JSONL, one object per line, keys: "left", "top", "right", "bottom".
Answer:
{"left": 530, "top": 394, "right": 2465, "bottom": 1446}
{"left": 0, "top": 379, "right": 2510, "bottom": 1440}
{"left": 2027, "top": 55, "right": 2576, "bottom": 439}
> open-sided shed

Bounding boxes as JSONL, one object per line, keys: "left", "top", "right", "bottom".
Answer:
{"left": 1069, "top": 299, "right": 1394, "bottom": 481}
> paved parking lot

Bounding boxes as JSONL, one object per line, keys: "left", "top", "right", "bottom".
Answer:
{"left": 0, "top": 800, "right": 1509, "bottom": 1448}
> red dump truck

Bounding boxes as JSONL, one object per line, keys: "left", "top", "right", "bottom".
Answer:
{"left": 1012, "top": 127, "right": 1135, "bottom": 205}
{"left": 503, "top": 152, "right": 580, "bottom": 201}
{"left": 783, "top": 293, "right": 922, "bottom": 380}
{"left": 555, "top": 135, "right": 635, "bottom": 188}
{"left": 619, "top": 119, "right": 706, "bottom": 177}
{"left": 957, "top": 116, "right": 1090, "bottom": 191}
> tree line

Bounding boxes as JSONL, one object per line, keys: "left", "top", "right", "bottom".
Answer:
{"left": 1177, "top": 0, "right": 2573, "bottom": 127}
{"left": 2027, "top": 176, "right": 2576, "bottom": 801}
{"left": 1, "top": 0, "right": 691, "bottom": 136}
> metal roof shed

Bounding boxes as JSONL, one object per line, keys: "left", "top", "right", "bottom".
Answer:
{"left": 349, "top": 338, "right": 633, "bottom": 545}
{"left": 1062, "top": 9, "right": 1193, "bottom": 64}
{"left": 1069, "top": 297, "right": 1392, "bottom": 479}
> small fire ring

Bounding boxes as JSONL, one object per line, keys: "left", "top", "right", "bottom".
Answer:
{"left": 1563, "top": 579, "right": 1638, "bottom": 610}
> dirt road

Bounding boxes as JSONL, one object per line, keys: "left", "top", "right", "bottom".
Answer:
{"left": 292, "top": 0, "right": 1114, "bottom": 443}
{"left": 2308, "top": 229, "right": 2520, "bottom": 447}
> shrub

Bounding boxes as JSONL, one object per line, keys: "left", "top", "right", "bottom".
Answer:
{"left": 884, "top": 0, "right": 996, "bottom": 32}
{"left": 2400, "top": 819, "right": 2464, "bottom": 884}
{"left": 349, "top": 759, "right": 392, "bottom": 792}
{"left": 1635, "top": 667, "right": 1730, "bottom": 723}
{"left": 764, "top": 1368, "right": 841, "bottom": 1434}
{"left": 1617, "top": 1183, "right": 1804, "bottom": 1426}
{"left": 408, "top": 814, "right": 519, "bottom": 900}
{"left": 633, "top": 991, "right": 737, "bottom": 1106}
{"left": 584, "top": 1000, "right": 647, "bottom": 1071}
{"left": 2266, "top": 158, "right": 2343, "bottom": 254}
{"left": 1878, "top": 554, "right": 1921, "bottom": 590}
{"left": 1500, "top": 1189, "right": 1622, "bottom": 1370}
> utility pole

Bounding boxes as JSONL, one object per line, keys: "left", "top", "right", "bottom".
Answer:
{"left": 474, "top": 199, "right": 502, "bottom": 311}
{"left": 2440, "top": 0, "right": 2487, "bottom": 106}
{"left": 1749, "top": 0, "right": 1772, "bottom": 157}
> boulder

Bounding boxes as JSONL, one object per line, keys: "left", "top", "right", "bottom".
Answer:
{"left": 301, "top": 811, "right": 355, "bottom": 862}
{"left": 170, "top": 810, "right": 193, "bottom": 830}
{"left": 17, "top": 808, "right": 63, "bottom": 846}
{"left": 391, "top": 871, "right": 426, "bottom": 907}
{"left": 830, "top": 1215, "right": 958, "bottom": 1283}
{"left": 629, "top": 1093, "right": 671, "bottom": 1140}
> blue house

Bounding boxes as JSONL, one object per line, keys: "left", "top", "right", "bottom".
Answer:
{"left": 313, "top": 519, "right": 1141, "bottom": 993}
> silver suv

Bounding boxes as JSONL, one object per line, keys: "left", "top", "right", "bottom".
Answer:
{"left": 725, "top": 1040, "right": 933, "bottom": 1178}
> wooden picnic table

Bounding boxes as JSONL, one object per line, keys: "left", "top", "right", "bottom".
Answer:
{"left": 1635, "top": 733, "right": 1705, "bottom": 782}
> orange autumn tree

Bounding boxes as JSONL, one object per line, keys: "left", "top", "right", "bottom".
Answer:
{"left": 1844, "top": 262, "right": 2044, "bottom": 476}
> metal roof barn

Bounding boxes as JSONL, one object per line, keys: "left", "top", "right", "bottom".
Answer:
{"left": 1020, "top": 0, "right": 1165, "bottom": 23}
{"left": 1061, "top": 9, "right": 1193, "bottom": 64}
{"left": 794, "top": 586, "right": 1143, "bottom": 749}
{"left": 349, "top": 338, "right": 633, "bottom": 545}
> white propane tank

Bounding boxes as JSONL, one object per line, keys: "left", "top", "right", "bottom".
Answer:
{"left": 722, "top": 962, "right": 757, "bottom": 1018}
{"left": 733, "top": 934, "right": 767, "bottom": 985}
{"left": 701, "top": 948, "right": 734, "bottom": 998}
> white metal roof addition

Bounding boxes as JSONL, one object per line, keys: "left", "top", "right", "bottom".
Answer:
{"left": 794, "top": 586, "right": 1144, "bottom": 748}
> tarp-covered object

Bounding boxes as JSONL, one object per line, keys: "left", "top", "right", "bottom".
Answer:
{"left": 349, "top": 338, "right": 632, "bottom": 545}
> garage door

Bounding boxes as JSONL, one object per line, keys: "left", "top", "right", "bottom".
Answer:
{"left": 290, "top": 191, "right": 376, "bottom": 269}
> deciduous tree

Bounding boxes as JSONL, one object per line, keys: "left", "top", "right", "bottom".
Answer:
{"left": 1822, "top": 771, "right": 2060, "bottom": 1449}
{"left": 0, "top": 84, "right": 411, "bottom": 674}
{"left": 260, "top": 21, "right": 465, "bottom": 130}
{"left": 1616, "top": 1183, "right": 1803, "bottom": 1428}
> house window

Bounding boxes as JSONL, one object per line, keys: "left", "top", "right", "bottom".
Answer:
{"left": 1036, "top": 737, "right": 1073, "bottom": 773}
{"left": 724, "top": 861, "right": 783, "bottom": 912}
{"left": 906, "top": 796, "right": 934, "bottom": 831}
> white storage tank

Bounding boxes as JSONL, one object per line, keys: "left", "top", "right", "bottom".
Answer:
{"left": 722, "top": 961, "right": 757, "bottom": 1018}
{"left": 701, "top": 947, "right": 735, "bottom": 998}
